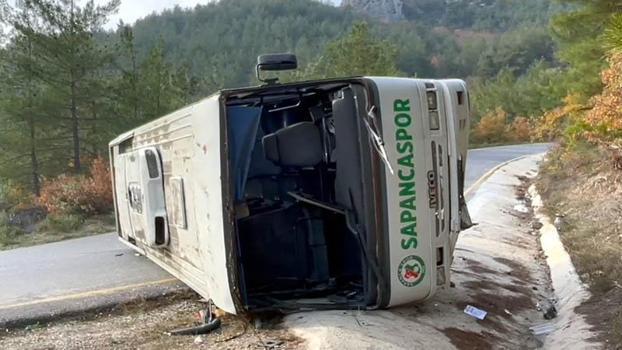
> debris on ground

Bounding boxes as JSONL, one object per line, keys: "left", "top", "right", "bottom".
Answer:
{"left": 464, "top": 305, "right": 488, "bottom": 320}
{"left": 0, "top": 291, "right": 303, "bottom": 350}
{"left": 530, "top": 323, "right": 556, "bottom": 336}
{"left": 536, "top": 300, "right": 558, "bottom": 320}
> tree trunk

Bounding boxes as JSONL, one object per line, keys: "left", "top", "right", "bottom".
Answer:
{"left": 28, "top": 117, "right": 40, "bottom": 197}
{"left": 71, "top": 79, "right": 81, "bottom": 172}
{"left": 69, "top": 0, "right": 81, "bottom": 172}
{"left": 27, "top": 36, "right": 40, "bottom": 196}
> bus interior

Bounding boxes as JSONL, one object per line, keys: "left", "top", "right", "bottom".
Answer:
{"left": 225, "top": 81, "right": 381, "bottom": 311}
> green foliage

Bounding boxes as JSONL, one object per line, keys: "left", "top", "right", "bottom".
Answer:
{"left": 472, "top": 61, "right": 566, "bottom": 121}
{"left": 39, "top": 213, "right": 84, "bottom": 233}
{"left": 604, "top": 13, "right": 622, "bottom": 52}
{"left": 476, "top": 27, "right": 555, "bottom": 78}
{"left": 402, "top": 0, "right": 562, "bottom": 31}
{"left": 130, "top": 0, "right": 358, "bottom": 88}
{"left": 0, "top": 0, "right": 567, "bottom": 198}
{"left": 550, "top": 0, "right": 621, "bottom": 99}
{"left": 299, "top": 22, "right": 401, "bottom": 79}
{"left": 0, "top": 212, "right": 23, "bottom": 248}
{"left": 138, "top": 41, "right": 185, "bottom": 120}
{"left": 126, "top": 0, "right": 559, "bottom": 85}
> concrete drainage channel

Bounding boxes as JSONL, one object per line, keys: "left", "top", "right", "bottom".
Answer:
{"left": 529, "top": 187, "right": 599, "bottom": 349}
{"left": 282, "top": 154, "right": 601, "bottom": 350}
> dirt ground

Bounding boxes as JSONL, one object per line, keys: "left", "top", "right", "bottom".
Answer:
{"left": 283, "top": 156, "right": 560, "bottom": 350}
{"left": 0, "top": 291, "right": 304, "bottom": 350}
{"left": 537, "top": 143, "right": 622, "bottom": 349}
{"left": 0, "top": 154, "right": 586, "bottom": 350}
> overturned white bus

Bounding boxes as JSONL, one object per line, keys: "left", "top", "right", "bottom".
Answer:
{"left": 109, "top": 54, "right": 472, "bottom": 315}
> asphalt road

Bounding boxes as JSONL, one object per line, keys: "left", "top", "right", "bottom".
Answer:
{"left": 0, "top": 143, "right": 551, "bottom": 327}
{"left": 465, "top": 143, "right": 550, "bottom": 188}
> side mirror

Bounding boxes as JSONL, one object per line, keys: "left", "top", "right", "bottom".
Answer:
{"left": 256, "top": 53, "right": 298, "bottom": 84}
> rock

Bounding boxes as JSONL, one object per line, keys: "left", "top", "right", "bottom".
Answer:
{"left": 543, "top": 305, "right": 558, "bottom": 320}
{"left": 537, "top": 300, "right": 558, "bottom": 320}
{"left": 7, "top": 207, "right": 46, "bottom": 233}
{"left": 342, "top": 0, "right": 404, "bottom": 21}
{"left": 553, "top": 214, "right": 566, "bottom": 232}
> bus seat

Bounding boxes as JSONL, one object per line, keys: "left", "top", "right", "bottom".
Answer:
{"left": 262, "top": 122, "right": 323, "bottom": 167}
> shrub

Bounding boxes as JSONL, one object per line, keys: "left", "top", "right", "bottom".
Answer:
{"left": 0, "top": 212, "right": 23, "bottom": 247}
{"left": 0, "top": 180, "right": 34, "bottom": 211}
{"left": 472, "top": 108, "right": 508, "bottom": 145}
{"left": 39, "top": 157, "right": 113, "bottom": 216}
{"left": 508, "top": 116, "right": 533, "bottom": 143}
{"left": 584, "top": 52, "right": 622, "bottom": 144}
{"left": 532, "top": 94, "right": 587, "bottom": 142}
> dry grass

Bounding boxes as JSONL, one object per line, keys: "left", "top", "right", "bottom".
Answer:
{"left": 0, "top": 214, "right": 115, "bottom": 251}
{"left": 537, "top": 142, "right": 622, "bottom": 347}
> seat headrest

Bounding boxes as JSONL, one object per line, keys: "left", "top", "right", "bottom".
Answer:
{"left": 262, "top": 122, "right": 323, "bottom": 167}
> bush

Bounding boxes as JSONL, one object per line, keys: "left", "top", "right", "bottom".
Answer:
{"left": 0, "top": 180, "right": 35, "bottom": 211}
{"left": 39, "top": 157, "right": 113, "bottom": 216}
{"left": 471, "top": 108, "right": 508, "bottom": 145}
{"left": 508, "top": 116, "right": 533, "bottom": 143}
{"left": 584, "top": 52, "right": 622, "bottom": 144}
{"left": 39, "top": 214, "right": 85, "bottom": 233}
{"left": 0, "top": 212, "right": 23, "bottom": 247}
{"left": 532, "top": 94, "right": 586, "bottom": 142}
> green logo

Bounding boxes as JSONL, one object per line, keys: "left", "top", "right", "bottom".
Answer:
{"left": 398, "top": 255, "right": 426, "bottom": 287}
{"left": 394, "top": 99, "right": 418, "bottom": 251}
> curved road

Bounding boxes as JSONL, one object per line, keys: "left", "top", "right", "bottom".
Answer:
{"left": 0, "top": 143, "right": 551, "bottom": 327}
{"left": 465, "top": 143, "right": 550, "bottom": 188}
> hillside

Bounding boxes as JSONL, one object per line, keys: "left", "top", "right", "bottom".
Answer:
{"left": 126, "top": 0, "right": 558, "bottom": 89}
{"left": 342, "top": 0, "right": 560, "bottom": 30}
{"left": 0, "top": 0, "right": 560, "bottom": 204}
{"left": 129, "top": 0, "right": 357, "bottom": 89}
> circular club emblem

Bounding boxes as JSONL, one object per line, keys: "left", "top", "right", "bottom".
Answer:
{"left": 398, "top": 255, "right": 426, "bottom": 287}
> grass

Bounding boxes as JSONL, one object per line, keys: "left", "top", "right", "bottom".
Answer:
{"left": 537, "top": 142, "right": 622, "bottom": 346}
{"left": 39, "top": 214, "right": 85, "bottom": 233}
{"left": 0, "top": 212, "right": 116, "bottom": 251}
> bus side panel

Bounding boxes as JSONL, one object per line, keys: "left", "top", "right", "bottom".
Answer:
{"left": 438, "top": 79, "right": 471, "bottom": 252}
{"left": 110, "top": 96, "right": 237, "bottom": 314}
{"left": 189, "top": 97, "right": 237, "bottom": 314}
{"left": 425, "top": 81, "right": 452, "bottom": 290}
{"left": 372, "top": 78, "right": 437, "bottom": 306}
{"left": 111, "top": 150, "right": 133, "bottom": 241}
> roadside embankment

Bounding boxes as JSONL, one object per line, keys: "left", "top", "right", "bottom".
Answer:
{"left": 285, "top": 154, "right": 563, "bottom": 349}
{"left": 537, "top": 144, "right": 622, "bottom": 348}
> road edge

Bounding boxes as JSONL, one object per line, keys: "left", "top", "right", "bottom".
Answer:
{"left": 0, "top": 280, "right": 187, "bottom": 330}
{"left": 465, "top": 155, "right": 528, "bottom": 197}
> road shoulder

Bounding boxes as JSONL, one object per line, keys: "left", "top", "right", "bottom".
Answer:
{"left": 284, "top": 154, "right": 556, "bottom": 349}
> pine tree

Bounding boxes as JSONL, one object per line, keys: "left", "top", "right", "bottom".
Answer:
{"left": 138, "top": 40, "right": 183, "bottom": 121}
{"left": 300, "top": 22, "right": 402, "bottom": 79}
{"left": 14, "top": 0, "right": 120, "bottom": 172}
{"left": 0, "top": 3, "right": 46, "bottom": 195}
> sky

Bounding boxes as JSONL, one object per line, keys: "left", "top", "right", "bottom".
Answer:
{"left": 101, "top": 0, "right": 212, "bottom": 28}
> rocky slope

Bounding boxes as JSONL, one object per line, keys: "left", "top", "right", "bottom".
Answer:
{"left": 341, "top": 0, "right": 404, "bottom": 21}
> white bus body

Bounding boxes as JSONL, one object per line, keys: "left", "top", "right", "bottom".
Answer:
{"left": 109, "top": 77, "right": 472, "bottom": 314}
